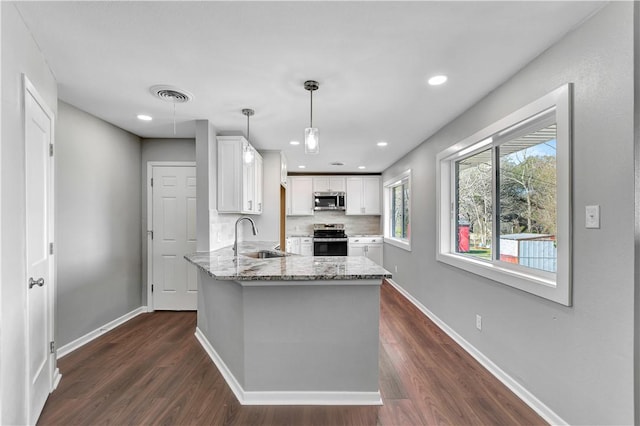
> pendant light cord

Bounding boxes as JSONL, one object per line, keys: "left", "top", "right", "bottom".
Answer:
{"left": 310, "top": 89, "right": 313, "bottom": 128}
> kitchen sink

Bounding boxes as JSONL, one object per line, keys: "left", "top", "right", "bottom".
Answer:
{"left": 241, "top": 250, "right": 288, "bottom": 259}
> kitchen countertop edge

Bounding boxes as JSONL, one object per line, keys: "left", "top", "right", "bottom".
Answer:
{"left": 185, "top": 241, "right": 392, "bottom": 282}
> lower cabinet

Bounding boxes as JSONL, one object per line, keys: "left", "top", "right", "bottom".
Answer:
{"left": 300, "top": 237, "right": 313, "bottom": 256}
{"left": 286, "top": 237, "right": 300, "bottom": 254}
{"left": 286, "top": 236, "right": 313, "bottom": 255}
{"left": 348, "top": 237, "right": 383, "bottom": 266}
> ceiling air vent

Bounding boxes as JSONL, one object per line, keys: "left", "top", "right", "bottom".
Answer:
{"left": 150, "top": 85, "right": 193, "bottom": 103}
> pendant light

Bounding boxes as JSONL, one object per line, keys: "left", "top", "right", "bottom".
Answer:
{"left": 242, "top": 108, "right": 255, "bottom": 164}
{"left": 304, "top": 80, "right": 319, "bottom": 154}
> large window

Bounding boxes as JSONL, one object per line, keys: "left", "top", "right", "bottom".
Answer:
{"left": 437, "top": 84, "right": 572, "bottom": 305}
{"left": 384, "top": 170, "right": 411, "bottom": 251}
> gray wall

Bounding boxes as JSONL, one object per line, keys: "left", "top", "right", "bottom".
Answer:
{"left": 1, "top": 4, "right": 58, "bottom": 424}
{"left": 140, "top": 138, "right": 195, "bottom": 305}
{"left": 382, "top": 3, "right": 634, "bottom": 424}
{"left": 56, "top": 102, "right": 142, "bottom": 347}
{"left": 635, "top": 3, "right": 640, "bottom": 422}
{"left": 195, "top": 120, "right": 213, "bottom": 252}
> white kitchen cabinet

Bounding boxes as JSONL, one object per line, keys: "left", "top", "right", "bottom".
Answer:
{"left": 217, "top": 136, "right": 263, "bottom": 214}
{"left": 346, "top": 176, "right": 381, "bottom": 215}
{"left": 280, "top": 151, "right": 288, "bottom": 187}
{"left": 348, "top": 243, "right": 366, "bottom": 257}
{"left": 300, "top": 237, "right": 313, "bottom": 256}
{"left": 348, "top": 237, "right": 383, "bottom": 266}
{"left": 286, "top": 237, "right": 301, "bottom": 254}
{"left": 287, "top": 236, "right": 312, "bottom": 255}
{"left": 313, "top": 176, "right": 345, "bottom": 192}
{"left": 254, "top": 152, "right": 263, "bottom": 213}
{"left": 364, "top": 243, "right": 383, "bottom": 266}
{"left": 286, "top": 176, "right": 314, "bottom": 216}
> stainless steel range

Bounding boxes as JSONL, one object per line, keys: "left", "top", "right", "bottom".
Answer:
{"left": 313, "top": 223, "right": 348, "bottom": 256}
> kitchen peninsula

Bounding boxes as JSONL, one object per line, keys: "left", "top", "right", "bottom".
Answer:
{"left": 185, "top": 242, "right": 391, "bottom": 406}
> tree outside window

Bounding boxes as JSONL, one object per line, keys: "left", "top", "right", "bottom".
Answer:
{"left": 454, "top": 122, "right": 558, "bottom": 272}
{"left": 391, "top": 181, "right": 409, "bottom": 240}
{"left": 384, "top": 170, "right": 411, "bottom": 250}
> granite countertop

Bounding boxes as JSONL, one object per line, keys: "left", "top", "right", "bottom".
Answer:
{"left": 185, "top": 241, "right": 392, "bottom": 282}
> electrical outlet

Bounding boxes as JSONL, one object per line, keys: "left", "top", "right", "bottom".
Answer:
{"left": 476, "top": 314, "right": 482, "bottom": 331}
{"left": 394, "top": 265, "right": 398, "bottom": 273}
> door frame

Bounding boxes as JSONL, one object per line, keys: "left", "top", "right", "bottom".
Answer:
{"left": 23, "top": 74, "right": 60, "bottom": 423}
{"left": 146, "top": 161, "right": 197, "bottom": 312}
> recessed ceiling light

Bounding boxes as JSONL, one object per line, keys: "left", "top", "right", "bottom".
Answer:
{"left": 137, "top": 114, "right": 153, "bottom": 121}
{"left": 358, "top": 166, "right": 366, "bottom": 170}
{"left": 290, "top": 140, "right": 300, "bottom": 146}
{"left": 298, "top": 165, "right": 306, "bottom": 169}
{"left": 377, "top": 141, "right": 388, "bottom": 147}
{"left": 428, "top": 75, "right": 448, "bottom": 86}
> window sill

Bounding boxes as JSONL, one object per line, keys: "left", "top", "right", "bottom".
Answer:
{"left": 384, "top": 237, "right": 411, "bottom": 252}
{"left": 436, "top": 252, "right": 569, "bottom": 305}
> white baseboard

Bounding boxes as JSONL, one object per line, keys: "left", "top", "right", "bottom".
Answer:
{"left": 51, "top": 368, "right": 61, "bottom": 391}
{"left": 57, "top": 306, "right": 147, "bottom": 358}
{"left": 194, "top": 327, "right": 382, "bottom": 406}
{"left": 385, "top": 279, "right": 566, "bottom": 426}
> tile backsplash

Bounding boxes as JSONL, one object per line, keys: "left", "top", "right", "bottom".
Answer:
{"left": 209, "top": 210, "right": 242, "bottom": 250}
{"left": 286, "top": 211, "right": 382, "bottom": 236}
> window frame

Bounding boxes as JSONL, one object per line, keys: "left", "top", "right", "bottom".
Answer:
{"left": 384, "top": 169, "right": 412, "bottom": 251}
{"left": 436, "top": 84, "right": 572, "bottom": 306}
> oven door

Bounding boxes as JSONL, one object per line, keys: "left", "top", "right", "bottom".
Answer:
{"left": 313, "top": 238, "right": 348, "bottom": 256}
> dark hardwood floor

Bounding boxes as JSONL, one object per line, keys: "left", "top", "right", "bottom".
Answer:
{"left": 38, "top": 281, "right": 546, "bottom": 425}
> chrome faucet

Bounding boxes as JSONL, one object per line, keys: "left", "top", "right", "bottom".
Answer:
{"left": 233, "top": 216, "right": 258, "bottom": 256}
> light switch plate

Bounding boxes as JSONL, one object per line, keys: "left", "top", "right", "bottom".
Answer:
{"left": 585, "top": 205, "right": 600, "bottom": 229}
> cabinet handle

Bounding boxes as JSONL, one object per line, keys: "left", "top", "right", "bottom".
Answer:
{"left": 248, "top": 200, "right": 253, "bottom": 210}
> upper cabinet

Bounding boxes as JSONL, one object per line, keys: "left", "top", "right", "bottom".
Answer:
{"left": 254, "top": 152, "right": 263, "bottom": 213}
{"left": 313, "top": 176, "right": 346, "bottom": 192}
{"left": 280, "top": 151, "right": 288, "bottom": 187}
{"left": 286, "top": 176, "right": 314, "bottom": 216}
{"left": 346, "top": 176, "right": 381, "bottom": 215}
{"left": 217, "top": 136, "right": 263, "bottom": 214}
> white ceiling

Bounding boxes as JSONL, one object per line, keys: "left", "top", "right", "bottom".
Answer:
{"left": 14, "top": 1, "right": 605, "bottom": 173}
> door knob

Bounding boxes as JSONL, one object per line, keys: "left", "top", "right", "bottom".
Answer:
{"left": 29, "top": 277, "right": 44, "bottom": 289}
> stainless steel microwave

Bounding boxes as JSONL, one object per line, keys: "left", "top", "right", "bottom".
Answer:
{"left": 314, "top": 192, "right": 346, "bottom": 211}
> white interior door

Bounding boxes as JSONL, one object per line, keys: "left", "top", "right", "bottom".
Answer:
{"left": 151, "top": 165, "right": 197, "bottom": 310}
{"left": 24, "top": 76, "right": 55, "bottom": 425}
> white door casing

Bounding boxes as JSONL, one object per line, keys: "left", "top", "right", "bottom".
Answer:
{"left": 148, "top": 163, "right": 197, "bottom": 311}
{"left": 24, "top": 75, "right": 57, "bottom": 425}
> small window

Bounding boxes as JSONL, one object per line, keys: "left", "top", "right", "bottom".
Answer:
{"left": 384, "top": 170, "right": 411, "bottom": 251}
{"left": 437, "top": 84, "right": 572, "bottom": 305}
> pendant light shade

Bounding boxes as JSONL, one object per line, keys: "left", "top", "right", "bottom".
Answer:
{"left": 304, "top": 80, "right": 319, "bottom": 155}
{"left": 304, "top": 127, "right": 319, "bottom": 154}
